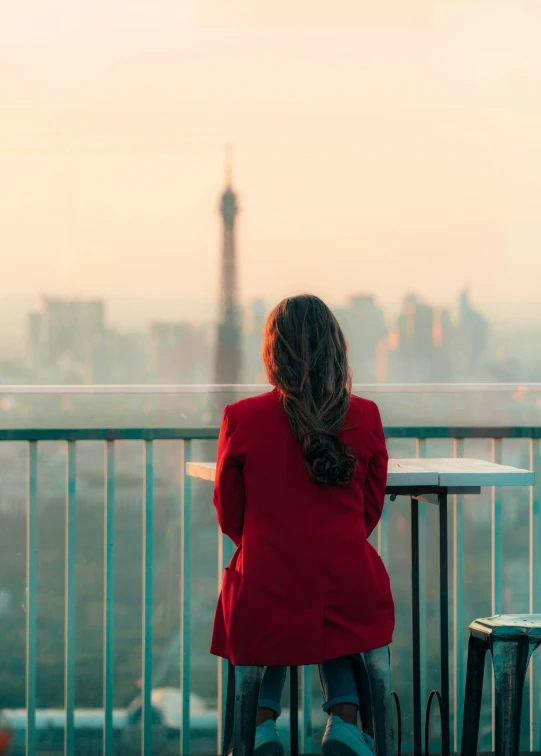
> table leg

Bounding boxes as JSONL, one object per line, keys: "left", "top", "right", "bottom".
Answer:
{"left": 411, "top": 497, "right": 422, "bottom": 756}
{"left": 438, "top": 492, "right": 451, "bottom": 756}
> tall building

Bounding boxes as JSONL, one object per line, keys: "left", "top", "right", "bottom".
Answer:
{"left": 91, "top": 330, "right": 149, "bottom": 384}
{"left": 388, "top": 294, "right": 453, "bottom": 382}
{"left": 147, "top": 321, "right": 209, "bottom": 422}
{"left": 214, "top": 162, "right": 243, "bottom": 397}
{"left": 148, "top": 321, "right": 209, "bottom": 383}
{"left": 453, "top": 289, "right": 490, "bottom": 378}
{"left": 334, "top": 295, "right": 387, "bottom": 382}
{"left": 243, "top": 299, "right": 268, "bottom": 384}
{"left": 27, "top": 296, "right": 105, "bottom": 382}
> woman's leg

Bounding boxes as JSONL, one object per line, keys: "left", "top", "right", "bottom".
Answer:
{"left": 319, "top": 655, "right": 361, "bottom": 725}
{"left": 257, "top": 666, "right": 288, "bottom": 724}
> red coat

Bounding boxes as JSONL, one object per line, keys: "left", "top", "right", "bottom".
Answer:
{"left": 210, "top": 389, "right": 394, "bottom": 666}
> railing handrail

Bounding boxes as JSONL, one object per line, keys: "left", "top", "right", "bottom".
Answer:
{"left": 1, "top": 426, "right": 541, "bottom": 441}
{"left": 0, "top": 383, "right": 539, "bottom": 395}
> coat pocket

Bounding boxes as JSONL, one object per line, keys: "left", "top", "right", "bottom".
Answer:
{"left": 221, "top": 567, "right": 243, "bottom": 637}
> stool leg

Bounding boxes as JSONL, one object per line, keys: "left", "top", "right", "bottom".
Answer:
{"left": 232, "top": 665, "right": 264, "bottom": 756}
{"left": 492, "top": 640, "right": 531, "bottom": 756}
{"left": 461, "top": 635, "right": 488, "bottom": 756}
{"left": 223, "top": 661, "right": 236, "bottom": 756}
{"left": 363, "top": 646, "right": 395, "bottom": 756}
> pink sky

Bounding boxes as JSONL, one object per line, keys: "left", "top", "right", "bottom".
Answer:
{"left": 1, "top": 0, "right": 540, "bottom": 322}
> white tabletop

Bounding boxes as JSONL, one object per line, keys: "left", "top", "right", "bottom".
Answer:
{"left": 186, "top": 458, "right": 534, "bottom": 490}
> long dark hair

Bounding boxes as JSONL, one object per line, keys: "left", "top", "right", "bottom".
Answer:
{"left": 262, "top": 294, "right": 357, "bottom": 487}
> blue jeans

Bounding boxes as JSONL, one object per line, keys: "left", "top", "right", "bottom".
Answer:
{"left": 258, "top": 654, "right": 362, "bottom": 718}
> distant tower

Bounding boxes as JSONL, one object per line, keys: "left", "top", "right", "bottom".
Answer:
{"left": 214, "top": 150, "right": 243, "bottom": 394}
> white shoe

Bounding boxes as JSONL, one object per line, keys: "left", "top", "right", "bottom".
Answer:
{"left": 253, "top": 719, "right": 285, "bottom": 756}
{"left": 322, "top": 715, "right": 375, "bottom": 756}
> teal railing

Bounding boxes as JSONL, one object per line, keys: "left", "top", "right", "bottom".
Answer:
{"left": 0, "top": 425, "right": 540, "bottom": 756}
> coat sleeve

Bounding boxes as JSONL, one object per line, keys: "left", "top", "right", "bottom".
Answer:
{"left": 363, "top": 401, "right": 389, "bottom": 538}
{"left": 213, "top": 405, "right": 246, "bottom": 547}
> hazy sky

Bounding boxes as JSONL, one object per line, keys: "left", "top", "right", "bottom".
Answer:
{"left": 1, "top": 0, "right": 541, "bottom": 325}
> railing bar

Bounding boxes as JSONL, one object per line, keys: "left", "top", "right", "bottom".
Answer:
{"left": 2, "top": 382, "right": 541, "bottom": 394}
{"left": 217, "top": 530, "right": 225, "bottom": 755}
{"left": 0, "top": 429, "right": 222, "bottom": 442}
{"left": 217, "top": 531, "right": 235, "bottom": 754}
{"left": 5, "top": 426, "right": 541, "bottom": 442}
{"left": 452, "top": 438, "right": 465, "bottom": 753}
{"left": 142, "top": 440, "right": 154, "bottom": 756}
{"left": 180, "top": 439, "right": 192, "bottom": 756}
{"left": 410, "top": 496, "right": 422, "bottom": 756}
{"left": 491, "top": 439, "right": 503, "bottom": 613}
{"left": 103, "top": 441, "right": 115, "bottom": 756}
{"left": 438, "top": 492, "right": 451, "bottom": 756}
{"left": 415, "top": 438, "right": 428, "bottom": 739}
{"left": 65, "top": 440, "right": 77, "bottom": 756}
{"left": 530, "top": 437, "right": 541, "bottom": 752}
{"left": 491, "top": 438, "right": 503, "bottom": 753}
{"left": 290, "top": 666, "right": 299, "bottom": 756}
{"left": 301, "top": 665, "right": 313, "bottom": 754}
{"left": 26, "top": 441, "right": 38, "bottom": 756}
{"left": 217, "top": 653, "right": 227, "bottom": 754}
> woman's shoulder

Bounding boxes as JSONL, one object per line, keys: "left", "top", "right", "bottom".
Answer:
{"left": 349, "top": 394, "right": 382, "bottom": 425}
{"left": 350, "top": 393, "right": 377, "bottom": 411}
{"left": 225, "top": 388, "right": 279, "bottom": 421}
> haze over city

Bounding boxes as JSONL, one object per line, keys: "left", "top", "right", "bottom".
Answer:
{"left": 2, "top": 0, "right": 541, "bottom": 347}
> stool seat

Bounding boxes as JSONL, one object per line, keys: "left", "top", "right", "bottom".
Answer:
{"left": 461, "top": 614, "right": 541, "bottom": 756}
{"left": 470, "top": 614, "right": 541, "bottom": 639}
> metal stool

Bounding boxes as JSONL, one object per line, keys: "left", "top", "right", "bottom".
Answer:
{"left": 222, "top": 647, "right": 395, "bottom": 756}
{"left": 461, "top": 615, "right": 541, "bottom": 756}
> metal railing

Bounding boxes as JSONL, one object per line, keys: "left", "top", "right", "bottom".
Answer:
{"left": 0, "top": 421, "right": 539, "bottom": 756}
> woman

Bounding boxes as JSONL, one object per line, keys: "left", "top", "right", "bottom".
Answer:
{"left": 211, "top": 294, "right": 394, "bottom": 756}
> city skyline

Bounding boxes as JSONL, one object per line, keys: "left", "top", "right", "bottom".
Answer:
{"left": 0, "top": 285, "right": 527, "bottom": 387}
{"left": 0, "top": 286, "right": 536, "bottom": 359}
